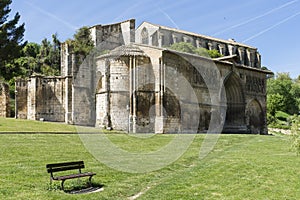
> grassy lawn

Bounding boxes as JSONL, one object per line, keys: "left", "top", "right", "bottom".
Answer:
{"left": 0, "top": 118, "right": 300, "bottom": 199}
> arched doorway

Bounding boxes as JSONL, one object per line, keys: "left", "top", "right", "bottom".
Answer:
{"left": 163, "top": 89, "right": 181, "bottom": 133}
{"left": 223, "top": 72, "right": 246, "bottom": 133}
{"left": 246, "top": 99, "right": 264, "bottom": 134}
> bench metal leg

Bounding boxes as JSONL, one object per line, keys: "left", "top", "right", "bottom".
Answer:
{"left": 61, "top": 180, "right": 65, "bottom": 191}
{"left": 88, "top": 175, "right": 94, "bottom": 187}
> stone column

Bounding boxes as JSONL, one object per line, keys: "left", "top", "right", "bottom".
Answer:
{"left": 208, "top": 42, "right": 213, "bottom": 50}
{"left": 158, "top": 33, "right": 164, "bottom": 47}
{"left": 129, "top": 56, "right": 133, "bottom": 132}
{"left": 196, "top": 39, "right": 201, "bottom": 48}
{"left": 132, "top": 56, "right": 137, "bottom": 133}
{"left": 172, "top": 34, "right": 178, "bottom": 44}
{"left": 256, "top": 52, "right": 261, "bottom": 68}
{"left": 238, "top": 47, "right": 245, "bottom": 65}
{"left": 246, "top": 49, "right": 256, "bottom": 67}
{"left": 105, "top": 59, "right": 111, "bottom": 129}
{"left": 154, "top": 59, "right": 164, "bottom": 133}
{"left": 14, "top": 82, "right": 18, "bottom": 119}
{"left": 218, "top": 44, "right": 225, "bottom": 55}
{"left": 64, "top": 77, "right": 69, "bottom": 123}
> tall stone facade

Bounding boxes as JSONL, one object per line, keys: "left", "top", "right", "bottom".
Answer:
{"left": 0, "top": 82, "right": 10, "bottom": 117}
{"left": 15, "top": 19, "right": 272, "bottom": 134}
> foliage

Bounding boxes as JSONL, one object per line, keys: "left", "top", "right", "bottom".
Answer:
{"left": 12, "top": 35, "right": 61, "bottom": 77}
{"left": 275, "top": 111, "right": 290, "bottom": 122}
{"left": 290, "top": 115, "right": 300, "bottom": 155}
{"left": 168, "top": 42, "right": 222, "bottom": 58}
{"left": 267, "top": 73, "right": 300, "bottom": 121}
{"left": 0, "top": 0, "right": 26, "bottom": 80}
{"left": 207, "top": 49, "right": 223, "bottom": 58}
{"left": 267, "top": 93, "right": 284, "bottom": 117}
{"left": 68, "top": 26, "right": 94, "bottom": 57}
{"left": 38, "top": 34, "right": 61, "bottom": 76}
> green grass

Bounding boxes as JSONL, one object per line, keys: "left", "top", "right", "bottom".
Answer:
{"left": 0, "top": 117, "right": 77, "bottom": 132}
{"left": 0, "top": 118, "right": 300, "bottom": 199}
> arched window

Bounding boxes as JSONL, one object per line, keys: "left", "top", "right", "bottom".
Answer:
{"left": 141, "top": 27, "right": 149, "bottom": 44}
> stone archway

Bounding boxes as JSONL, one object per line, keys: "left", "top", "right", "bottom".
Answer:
{"left": 163, "top": 89, "right": 181, "bottom": 133}
{"left": 223, "top": 72, "right": 246, "bottom": 133}
{"left": 136, "top": 83, "right": 156, "bottom": 132}
{"left": 246, "top": 99, "right": 264, "bottom": 134}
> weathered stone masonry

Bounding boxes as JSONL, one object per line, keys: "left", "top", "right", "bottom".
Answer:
{"left": 0, "top": 82, "right": 10, "bottom": 117}
{"left": 15, "top": 19, "right": 272, "bottom": 134}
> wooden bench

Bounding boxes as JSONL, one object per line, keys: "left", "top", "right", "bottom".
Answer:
{"left": 46, "top": 161, "right": 96, "bottom": 190}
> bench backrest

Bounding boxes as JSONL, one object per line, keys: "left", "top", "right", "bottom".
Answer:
{"left": 46, "top": 161, "right": 85, "bottom": 174}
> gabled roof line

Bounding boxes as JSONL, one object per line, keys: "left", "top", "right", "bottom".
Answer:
{"left": 138, "top": 21, "right": 257, "bottom": 50}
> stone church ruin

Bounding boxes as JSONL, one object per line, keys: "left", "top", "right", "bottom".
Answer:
{"left": 15, "top": 19, "right": 272, "bottom": 134}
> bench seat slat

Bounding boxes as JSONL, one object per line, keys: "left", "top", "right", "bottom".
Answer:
{"left": 53, "top": 172, "right": 96, "bottom": 181}
{"left": 47, "top": 165, "right": 85, "bottom": 173}
{"left": 46, "top": 161, "right": 84, "bottom": 168}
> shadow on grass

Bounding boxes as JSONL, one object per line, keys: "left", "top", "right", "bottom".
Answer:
{"left": 48, "top": 181, "right": 105, "bottom": 194}
{"left": 64, "top": 182, "right": 105, "bottom": 194}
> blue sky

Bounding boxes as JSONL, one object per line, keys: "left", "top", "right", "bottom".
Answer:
{"left": 10, "top": 0, "right": 300, "bottom": 77}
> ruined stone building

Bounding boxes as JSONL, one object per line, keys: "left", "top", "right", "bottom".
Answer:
{"left": 0, "top": 82, "right": 10, "bottom": 117}
{"left": 15, "top": 19, "right": 272, "bottom": 134}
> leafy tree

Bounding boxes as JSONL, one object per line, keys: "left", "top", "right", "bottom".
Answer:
{"left": 168, "top": 42, "right": 222, "bottom": 58}
{"left": 207, "top": 49, "right": 223, "bottom": 58}
{"left": 168, "top": 42, "right": 197, "bottom": 54}
{"left": 267, "top": 73, "right": 298, "bottom": 115}
{"left": 290, "top": 115, "right": 300, "bottom": 155}
{"left": 38, "top": 34, "right": 61, "bottom": 75}
{"left": 69, "top": 26, "right": 94, "bottom": 56}
{"left": 267, "top": 93, "right": 285, "bottom": 116}
{"left": 0, "top": 0, "right": 26, "bottom": 80}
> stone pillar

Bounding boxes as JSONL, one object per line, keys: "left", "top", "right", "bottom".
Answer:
{"left": 208, "top": 42, "right": 213, "bottom": 50}
{"left": 196, "top": 39, "right": 201, "bottom": 48}
{"left": 27, "top": 76, "right": 37, "bottom": 120}
{"left": 105, "top": 59, "right": 111, "bottom": 129}
{"left": 128, "top": 56, "right": 133, "bottom": 132}
{"left": 183, "top": 36, "right": 189, "bottom": 43}
{"left": 218, "top": 44, "right": 225, "bottom": 55}
{"left": 158, "top": 33, "right": 164, "bottom": 47}
{"left": 238, "top": 47, "right": 245, "bottom": 65}
{"left": 64, "top": 77, "right": 71, "bottom": 124}
{"left": 256, "top": 52, "right": 261, "bottom": 68}
{"left": 228, "top": 44, "right": 236, "bottom": 55}
{"left": 132, "top": 56, "right": 137, "bottom": 133}
{"left": 0, "top": 83, "right": 10, "bottom": 117}
{"left": 154, "top": 59, "right": 164, "bottom": 133}
{"left": 246, "top": 49, "right": 256, "bottom": 67}
{"left": 172, "top": 34, "right": 178, "bottom": 44}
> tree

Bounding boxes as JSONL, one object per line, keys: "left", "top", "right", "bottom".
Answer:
{"left": 37, "top": 34, "right": 61, "bottom": 76}
{"left": 12, "top": 34, "right": 61, "bottom": 77}
{"left": 0, "top": 0, "right": 26, "bottom": 80}
{"left": 267, "top": 93, "right": 285, "bottom": 116}
{"left": 207, "top": 49, "right": 223, "bottom": 58}
{"left": 70, "top": 26, "right": 94, "bottom": 56}
{"left": 267, "top": 73, "right": 298, "bottom": 115}
{"left": 290, "top": 115, "right": 300, "bottom": 155}
{"left": 168, "top": 42, "right": 222, "bottom": 58}
{"left": 168, "top": 42, "right": 197, "bottom": 54}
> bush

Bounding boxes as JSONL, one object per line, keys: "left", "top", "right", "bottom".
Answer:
{"left": 290, "top": 116, "right": 300, "bottom": 155}
{"left": 275, "top": 111, "right": 290, "bottom": 121}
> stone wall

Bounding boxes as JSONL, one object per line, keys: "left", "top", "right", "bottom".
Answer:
{"left": 15, "top": 79, "right": 28, "bottom": 119}
{"left": 136, "top": 22, "right": 261, "bottom": 69}
{"left": 16, "top": 75, "right": 72, "bottom": 123}
{"left": 0, "top": 82, "right": 10, "bottom": 117}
